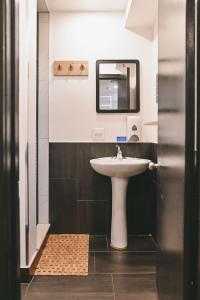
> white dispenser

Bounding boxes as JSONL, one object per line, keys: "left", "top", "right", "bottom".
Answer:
{"left": 126, "top": 116, "right": 141, "bottom": 142}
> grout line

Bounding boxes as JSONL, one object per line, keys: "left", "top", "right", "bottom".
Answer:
{"left": 89, "top": 250, "right": 158, "bottom": 253}
{"left": 49, "top": 177, "right": 78, "bottom": 180}
{"left": 77, "top": 200, "right": 107, "bottom": 202}
{"left": 90, "top": 234, "right": 107, "bottom": 237}
{"left": 111, "top": 274, "right": 116, "bottom": 300}
{"left": 22, "top": 276, "right": 34, "bottom": 300}
{"left": 87, "top": 271, "right": 156, "bottom": 275}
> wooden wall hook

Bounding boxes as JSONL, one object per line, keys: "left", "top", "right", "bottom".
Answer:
{"left": 54, "top": 61, "right": 88, "bottom": 76}
{"left": 80, "top": 64, "right": 85, "bottom": 71}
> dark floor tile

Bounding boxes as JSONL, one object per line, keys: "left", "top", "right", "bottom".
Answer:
{"left": 26, "top": 275, "right": 114, "bottom": 300}
{"left": 25, "top": 293, "right": 114, "bottom": 300}
{"left": 88, "top": 252, "right": 95, "bottom": 273}
{"left": 108, "top": 236, "right": 158, "bottom": 252}
{"left": 113, "top": 273, "right": 157, "bottom": 291}
{"left": 127, "top": 236, "right": 158, "bottom": 252}
{"left": 89, "top": 235, "right": 108, "bottom": 251}
{"left": 95, "top": 252, "right": 156, "bottom": 274}
{"left": 113, "top": 274, "right": 158, "bottom": 300}
{"left": 115, "top": 291, "right": 158, "bottom": 299}
{"left": 21, "top": 283, "right": 29, "bottom": 299}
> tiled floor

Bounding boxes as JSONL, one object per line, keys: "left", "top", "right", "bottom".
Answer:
{"left": 21, "top": 235, "right": 158, "bottom": 300}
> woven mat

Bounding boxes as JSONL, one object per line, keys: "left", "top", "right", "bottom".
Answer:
{"left": 34, "top": 234, "right": 89, "bottom": 276}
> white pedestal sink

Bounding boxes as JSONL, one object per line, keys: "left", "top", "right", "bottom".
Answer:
{"left": 90, "top": 157, "right": 151, "bottom": 250}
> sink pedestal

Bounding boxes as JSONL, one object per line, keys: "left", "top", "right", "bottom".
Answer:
{"left": 111, "top": 177, "right": 129, "bottom": 250}
{"left": 90, "top": 156, "right": 151, "bottom": 250}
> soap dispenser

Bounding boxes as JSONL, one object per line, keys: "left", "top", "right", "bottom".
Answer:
{"left": 126, "top": 116, "right": 141, "bottom": 142}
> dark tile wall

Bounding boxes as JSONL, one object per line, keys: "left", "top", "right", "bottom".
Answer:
{"left": 49, "top": 143, "right": 157, "bottom": 237}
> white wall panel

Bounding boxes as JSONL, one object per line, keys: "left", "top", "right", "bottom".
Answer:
{"left": 49, "top": 12, "right": 158, "bottom": 142}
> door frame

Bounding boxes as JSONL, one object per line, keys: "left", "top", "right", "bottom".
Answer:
{"left": 197, "top": 0, "right": 200, "bottom": 298}
{"left": 0, "top": 0, "right": 20, "bottom": 299}
{"left": 184, "top": 0, "right": 199, "bottom": 298}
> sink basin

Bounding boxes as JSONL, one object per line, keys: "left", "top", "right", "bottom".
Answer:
{"left": 90, "top": 157, "right": 150, "bottom": 178}
{"left": 90, "top": 157, "right": 151, "bottom": 250}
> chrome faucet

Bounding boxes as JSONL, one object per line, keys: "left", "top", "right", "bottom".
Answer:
{"left": 116, "top": 145, "right": 123, "bottom": 159}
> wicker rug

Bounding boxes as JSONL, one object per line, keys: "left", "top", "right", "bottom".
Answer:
{"left": 34, "top": 234, "right": 89, "bottom": 276}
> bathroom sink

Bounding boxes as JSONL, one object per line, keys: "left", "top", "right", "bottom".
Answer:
{"left": 90, "top": 155, "right": 151, "bottom": 250}
{"left": 90, "top": 157, "right": 150, "bottom": 178}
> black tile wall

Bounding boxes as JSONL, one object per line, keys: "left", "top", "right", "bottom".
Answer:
{"left": 87, "top": 200, "right": 110, "bottom": 234}
{"left": 127, "top": 172, "right": 157, "bottom": 235}
{"left": 78, "top": 143, "right": 112, "bottom": 201}
{"left": 49, "top": 143, "right": 157, "bottom": 236}
{"left": 49, "top": 143, "right": 78, "bottom": 179}
{"left": 50, "top": 179, "right": 78, "bottom": 233}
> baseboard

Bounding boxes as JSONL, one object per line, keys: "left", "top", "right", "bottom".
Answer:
{"left": 20, "top": 233, "right": 49, "bottom": 283}
{"left": 20, "top": 267, "right": 33, "bottom": 283}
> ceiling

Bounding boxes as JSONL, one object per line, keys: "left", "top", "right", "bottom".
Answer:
{"left": 46, "top": 0, "right": 128, "bottom": 12}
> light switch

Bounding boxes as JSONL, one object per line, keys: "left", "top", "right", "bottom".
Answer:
{"left": 92, "top": 128, "right": 105, "bottom": 141}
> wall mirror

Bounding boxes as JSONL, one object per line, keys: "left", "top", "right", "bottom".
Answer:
{"left": 96, "top": 60, "right": 140, "bottom": 113}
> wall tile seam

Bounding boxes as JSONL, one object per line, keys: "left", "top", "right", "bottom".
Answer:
{"left": 49, "top": 177, "right": 78, "bottom": 180}
{"left": 77, "top": 200, "right": 108, "bottom": 202}
{"left": 49, "top": 142, "right": 157, "bottom": 144}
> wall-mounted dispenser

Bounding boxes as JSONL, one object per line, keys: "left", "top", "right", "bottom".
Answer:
{"left": 126, "top": 116, "right": 141, "bottom": 142}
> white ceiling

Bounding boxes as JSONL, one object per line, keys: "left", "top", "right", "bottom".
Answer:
{"left": 46, "top": 0, "right": 128, "bottom": 12}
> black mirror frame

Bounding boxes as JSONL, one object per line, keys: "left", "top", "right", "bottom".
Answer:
{"left": 96, "top": 59, "right": 140, "bottom": 113}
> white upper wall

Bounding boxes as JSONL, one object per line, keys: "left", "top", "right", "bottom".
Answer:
{"left": 47, "top": 0, "right": 128, "bottom": 12}
{"left": 142, "top": 21, "right": 158, "bottom": 141}
{"left": 49, "top": 12, "right": 158, "bottom": 142}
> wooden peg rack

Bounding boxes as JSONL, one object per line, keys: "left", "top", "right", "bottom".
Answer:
{"left": 54, "top": 61, "right": 88, "bottom": 76}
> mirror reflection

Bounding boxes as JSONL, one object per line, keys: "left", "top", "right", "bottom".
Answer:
{"left": 96, "top": 60, "right": 140, "bottom": 113}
